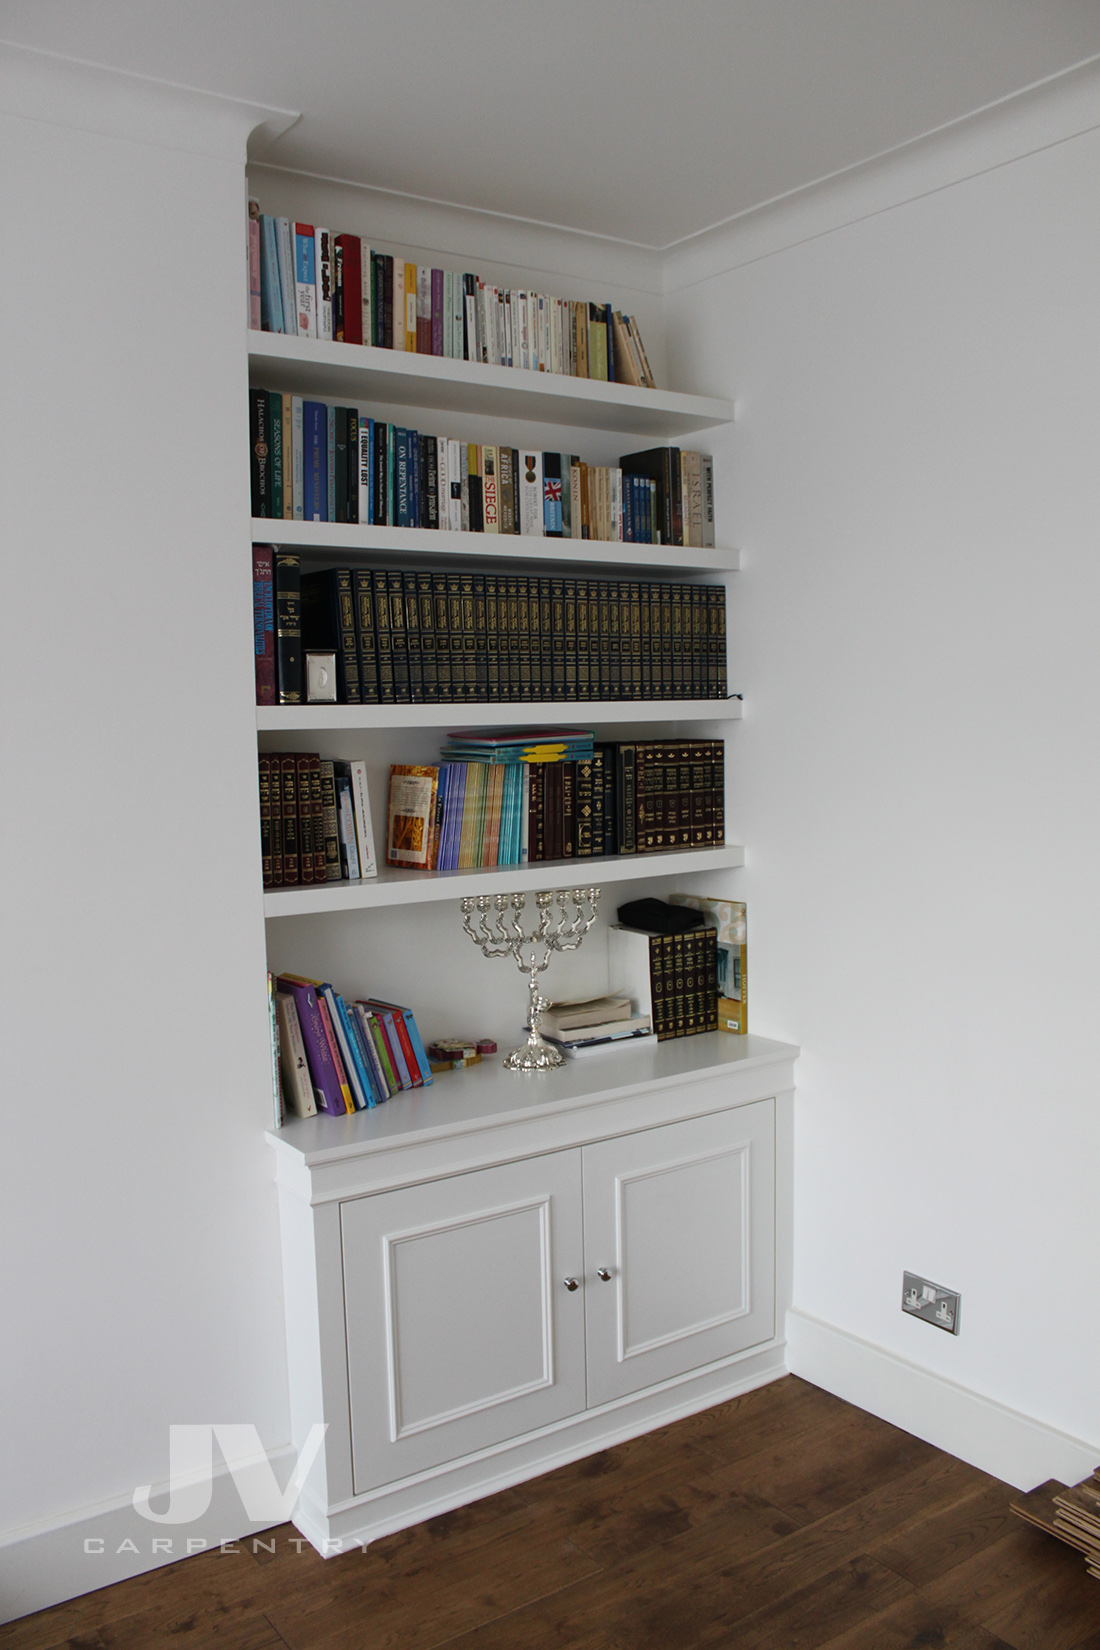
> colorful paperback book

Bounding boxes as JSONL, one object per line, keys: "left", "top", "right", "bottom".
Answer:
{"left": 519, "top": 450, "right": 543, "bottom": 536}
{"left": 351, "top": 1004, "right": 391, "bottom": 1102}
{"left": 314, "top": 227, "right": 333, "bottom": 340}
{"left": 303, "top": 400, "right": 327, "bottom": 521}
{"left": 386, "top": 765, "right": 439, "bottom": 868}
{"left": 293, "top": 222, "right": 317, "bottom": 337}
{"left": 259, "top": 216, "right": 284, "bottom": 332}
{"left": 319, "top": 987, "right": 370, "bottom": 1110}
{"left": 275, "top": 216, "right": 297, "bottom": 337}
{"left": 275, "top": 991, "right": 318, "bottom": 1117}
{"left": 338, "top": 997, "right": 380, "bottom": 1107}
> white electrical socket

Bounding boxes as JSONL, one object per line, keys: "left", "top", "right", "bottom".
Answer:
{"left": 902, "top": 1271, "right": 961, "bottom": 1335}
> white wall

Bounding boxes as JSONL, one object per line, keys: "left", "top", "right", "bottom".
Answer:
{"left": 0, "top": 58, "right": 294, "bottom": 1614}
{"left": 664, "top": 85, "right": 1100, "bottom": 1477}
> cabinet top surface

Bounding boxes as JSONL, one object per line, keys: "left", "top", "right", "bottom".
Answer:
{"left": 266, "top": 1032, "right": 799, "bottom": 1168}
{"left": 248, "top": 333, "right": 734, "bottom": 436}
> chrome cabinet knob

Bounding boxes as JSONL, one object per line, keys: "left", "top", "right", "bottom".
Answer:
{"left": 597, "top": 1268, "right": 613, "bottom": 1281}
{"left": 563, "top": 1277, "right": 579, "bottom": 1291}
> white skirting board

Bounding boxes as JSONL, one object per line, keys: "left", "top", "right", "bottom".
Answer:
{"left": 0, "top": 1445, "right": 299, "bottom": 1626}
{"left": 786, "top": 1308, "right": 1100, "bottom": 1492}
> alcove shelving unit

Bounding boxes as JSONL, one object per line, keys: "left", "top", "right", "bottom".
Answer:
{"left": 251, "top": 310, "right": 796, "bottom": 1559}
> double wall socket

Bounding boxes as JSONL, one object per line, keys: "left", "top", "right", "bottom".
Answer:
{"left": 902, "top": 1271, "right": 960, "bottom": 1334}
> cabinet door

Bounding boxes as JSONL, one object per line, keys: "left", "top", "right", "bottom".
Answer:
{"left": 582, "top": 1101, "right": 774, "bottom": 1408}
{"left": 341, "top": 1150, "right": 585, "bottom": 1492}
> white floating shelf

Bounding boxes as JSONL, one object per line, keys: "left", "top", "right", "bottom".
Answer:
{"left": 248, "top": 333, "right": 734, "bottom": 436}
{"left": 263, "top": 844, "right": 745, "bottom": 918}
{"left": 256, "top": 699, "right": 741, "bottom": 732}
{"left": 251, "top": 519, "right": 740, "bottom": 575}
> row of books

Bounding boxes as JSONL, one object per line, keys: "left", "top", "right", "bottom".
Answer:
{"left": 275, "top": 972, "right": 431, "bottom": 1118}
{"left": 254, "top": 552, "right": 729, "bottom": 707}
{"left": 249, "top": 396, "right": 713, "bottom": 550}
{"left": 383, "top": 738, "right": 725, "bottom": 870}
{"left": 259, "top": 752, "right": 378, "bottom": 890}
{"left": 247, "top": 206, "right": 656, "bottom": 387}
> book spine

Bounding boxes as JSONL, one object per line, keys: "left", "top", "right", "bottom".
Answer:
{"left": 259, "top": 216, "right": 284, "bottom": 332}
{"left": 275, "top": 217, "right": 297, "bottom": 336}
{"left": 317, "top": 759, "right": 341, "bottom": 882}
{"left": 295, "top": 754, "right": 314, "bottom": 885}
{"left": 384, "top": 570, "right": 407, "bottom": 703}
{"left": 274, "top": 553, "right": 302, "bottom": 704}
{"left": 251, "top": 545, "right": 276, "bottom": 705}
{"left": 404, "top": 570, "right": 423, "bottom": 703}
{"left": 335, "top": 773, "right": 360, "bottom": 878}
{"left": 353, "top": 569, "right": 379, "bottom": 705}
{"left": 293, "top": 222, "right": 317, "bottom": 337}
{"left": 334, "top": 234, "right": 363, "bottom": 344}
{"left": 279, "top": 755, "right": 300, "bottom": 884}
{"left": 314, "top": 227, "right": 333, "bottom": 340}
{"left": 258, "top": 755, "right": 273, "bottom": 887}
{"left": 249, "top": 389, "right": 270, "bottom": 517}
{"left": 318, "top": 988, "right": 361, "bottom": 1110}
{"left": 248, "top": 213, "right": 262, "bottom": 330}
{"left": 430, "top": 267, "right": 444, "bottom": 355}
{"left": 326, "top": 405, "right": 336, "bottom": 523}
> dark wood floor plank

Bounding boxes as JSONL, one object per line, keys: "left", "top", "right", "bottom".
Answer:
{"left": 816, "top": 1591, "right": 1017, "bottom": 1649}
{"left": 922, "top": 1525, "right": 1100, "bottom": 1649}
{"left": 869, "top": 1477, "right": 1019, "bottom": 1586}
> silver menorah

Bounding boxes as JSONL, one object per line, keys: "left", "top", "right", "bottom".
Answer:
{"left": 460, "top": 888, "right": 602, "bottom": 1071}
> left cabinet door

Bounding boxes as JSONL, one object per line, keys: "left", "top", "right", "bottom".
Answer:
{"left": 341, "top": 1150, "right": 586, "bottom": 1493}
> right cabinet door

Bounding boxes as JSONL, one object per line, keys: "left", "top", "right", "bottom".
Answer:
{"left": 582, "top": 1100, "right": 775, "bottom": 1408}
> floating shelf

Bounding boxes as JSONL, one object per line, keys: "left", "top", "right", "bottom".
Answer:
{"left": 268, "top": 1033, "right": 800, "bottom": 1164}
{"left": 250, "top": 519, "right": 741, "bottom": 576}
{"left": 263, "top": 843, "right": 745, "bottom": 918}
{"left": 248, "top": 333, "right": 734, "bottom": 436}
{"left": 256, "top": 698, "right": 742, "bottom": 732}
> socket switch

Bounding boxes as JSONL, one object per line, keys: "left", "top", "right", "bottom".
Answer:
{"left": 902, "top": 1271, "right": 960, "bottom": 1335}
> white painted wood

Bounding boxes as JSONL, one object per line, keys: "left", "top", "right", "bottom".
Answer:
{"left": 249, "top": 333, "right": 734, "bottom": 435}
{"left": 786, "top": 1309, "right": 1100, "bottom": 1492}
{"left": 252, "top": 518, "right": 741, "bottom": 575}
{"left": 341, "top": 1152, "right": 585, "bottom": 1487}
{"left": 271, "top": 1042, "right": 795, "bottom": 1554}
{"left": 264, "top": 844, "right": 746, "bottom": 916}
{"left": 257, "top": 698, "right": 743, "bottom": 732}
{"left": 582, "top": 1104, "right": 775, "bottom": 1406}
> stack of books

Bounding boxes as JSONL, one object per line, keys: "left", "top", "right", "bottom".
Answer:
{"left": 384, "top": 737, "right": 724, "bottom": 871}
{"left": 259, "top": 752, "right": 376, "bottom": 889}
{"left": 250, "top": 404, "right": 713, "bottom": 550}
{"left": 248, "top": 204, "right": 656, "bottom": 386}
{"left": 254, "top": 552, "right": 728, "bottom": 707}
{"left": 1012, "top": 1474, "right": 1100, "bottom": 1582}
{"left": 539, "top": 995, "right": 653, "bottom": 1057}
{"left": 275, "top": 974, "right": 432, "bottom": 1116}
{"left": 609, "top": 922, "right": 719, "bottom": 1042}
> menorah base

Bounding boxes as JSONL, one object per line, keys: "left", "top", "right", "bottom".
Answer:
{"left": 504, "top": 1033, "right": 566, "bottom": 1072}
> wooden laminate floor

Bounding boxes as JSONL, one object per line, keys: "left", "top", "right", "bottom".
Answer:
{"left": 4, "top": 1376, "right": 1098, "bottom": 1650}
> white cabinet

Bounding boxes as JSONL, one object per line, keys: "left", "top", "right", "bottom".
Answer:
{"left": 269, "top": 1038, "right": 796, "bottom": 1554}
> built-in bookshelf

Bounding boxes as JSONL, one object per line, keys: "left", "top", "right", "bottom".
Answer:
{"left": 249, "top": 317, "right": 744, "bottom": 1062}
